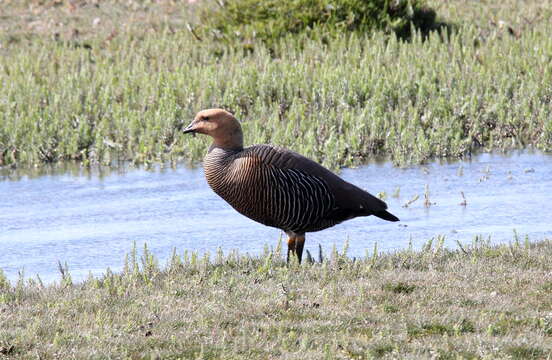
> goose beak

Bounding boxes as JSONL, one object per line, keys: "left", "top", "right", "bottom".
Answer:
{"left": 183, "top": 121, "right": 196, "bottom": 135}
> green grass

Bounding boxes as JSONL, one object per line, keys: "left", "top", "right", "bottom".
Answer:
{"left": 382, "top": 281, "right": 416, "bottom": 294}
{"left": 0, "top": 1, "right": 551, "bottom": 169}
{"left": 0, "top": 239, "right": 551, "bottom": 359}
{"left": 198, "top": 0, "right": 441, "bottom": 47}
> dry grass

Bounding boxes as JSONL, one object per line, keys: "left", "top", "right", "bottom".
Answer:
{"left": 0, "top": 0, "right": 192, "bottom": 43}
{"left": 0, "top": 239, "right": 551, "bottom": 359}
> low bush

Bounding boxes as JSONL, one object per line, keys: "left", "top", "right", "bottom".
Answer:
{"left": 199, "top": 0, "right": 442, "bottom": 47}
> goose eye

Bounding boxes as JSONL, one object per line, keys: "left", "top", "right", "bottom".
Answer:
{"left": 202, "top": 116, "right": 210, "bottom": 121}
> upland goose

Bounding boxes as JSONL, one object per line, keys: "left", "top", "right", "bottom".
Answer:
{"left": 183, "top": 109, "right": 399, "bottom": 262}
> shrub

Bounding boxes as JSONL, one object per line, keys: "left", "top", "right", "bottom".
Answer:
{"left": 199, "top": 0, "right": 441, "bottom": 47}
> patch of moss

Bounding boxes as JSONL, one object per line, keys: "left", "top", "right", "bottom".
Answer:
{"left": 408, "top": 322, "right": 454, "bottom": 337}
{"left": 435, "top": 349, "right": 480, "bottom": 360}
{"left": 383, "top": 304, "right": 399, "bottom": 313}
{"left": 382, "top": 282, "right": 416, "bottom": 294}
{"left": 369, "top": 343, "right": 395, "bottom": 358}
{"left": 505, "top": 345, "right": 545, "bottom": 360}
{"left": 407, "top": 319, "right": 474, "bottom": 338}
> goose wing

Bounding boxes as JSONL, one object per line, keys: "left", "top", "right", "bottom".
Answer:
{"left": 239, "top": 144, "right": 399, "bottom": 224}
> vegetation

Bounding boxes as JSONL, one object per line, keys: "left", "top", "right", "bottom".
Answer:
{"left": 0, "top": 238, "right": 551, "bottom": 358}
{"left": 1, "top": 2, "right": 551, "bottom": 358}
{"left": 198, "top": 0, "right": 441, "bottom": 47}
{"left": 0, "top": 1, "right": 551, "bottom": 169}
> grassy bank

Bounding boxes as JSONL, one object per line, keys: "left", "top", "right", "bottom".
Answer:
{"left": 1, "top": 1, "right": 551, "bottom": 168}
{"left": 0, "top": 239, "right": 551, "bottom": 359}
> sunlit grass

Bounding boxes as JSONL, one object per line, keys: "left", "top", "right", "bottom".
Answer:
{"left": 0, "top": 238, "right": 551, "bottom": 358}
{"left": 1, "top": 1, "right": 551, "bottom": 169}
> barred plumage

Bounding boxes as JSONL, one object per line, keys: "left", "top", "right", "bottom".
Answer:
{"left": 184, "top": 108, "right": 399, "bottom": 262}
{"left": 204, "top": 145, "right": 338, "bottom": 234}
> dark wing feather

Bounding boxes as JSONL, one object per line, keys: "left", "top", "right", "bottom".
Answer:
{"left": 249, "top": 144, "right": 399, "bottom": 223}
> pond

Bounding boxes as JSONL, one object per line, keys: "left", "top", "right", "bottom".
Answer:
{"left": 1, "top": 151, "right": 551, "bottom": 283}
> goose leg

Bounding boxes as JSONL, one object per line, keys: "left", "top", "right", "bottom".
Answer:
{"left": 286, "top": 235, "right": 296, "bottom": 263}
{"left": 286, "top": 233, "right": 306, "bottom": 263}
{"left": 295, "top": 234, "right": 305, "bottom": 263}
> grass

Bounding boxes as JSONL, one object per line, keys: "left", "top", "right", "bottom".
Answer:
{"left": 0, "top": 1, "right": 551, "bottom": 169}
{"left": 0, "top": 238, "right": 551, "bottom": 358}
{"left": 1, "top": 2, "right": 551, "bottom": 358}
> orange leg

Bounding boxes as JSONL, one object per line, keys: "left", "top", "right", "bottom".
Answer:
{"left": 286, "top": 234, "right": 306, "bottom": 263}
{"left": 287, "top": 236, "right": 296, "bottom": 263}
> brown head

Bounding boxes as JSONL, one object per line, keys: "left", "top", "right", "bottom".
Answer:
{"left": 183, "top": 109, "right": 243, "bottom": 150}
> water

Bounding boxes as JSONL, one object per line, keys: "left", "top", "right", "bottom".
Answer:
{"left": 1, "top": 151, "right": 551, "bottom": 283}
